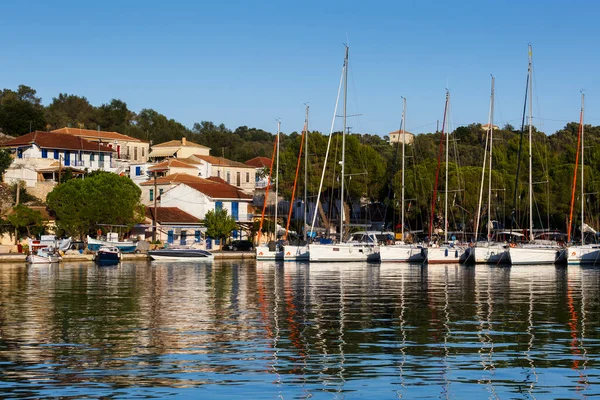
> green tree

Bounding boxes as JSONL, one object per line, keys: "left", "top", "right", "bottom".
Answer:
{"left": 0, "top": 149, "right": 11, "bottom": 179}
{"left": 7, "top": 204, "right": 44, "bottom": 243}
{"left": 204, "top": 208, "right": 237, "bottom": 250}
{"left": 0, "top": 85, "right": 46, "bottom": 135}
{"left": 46, "top": 172, "right": 143, "bottom": 239}
{"left": 45, "top": 93, "right": 96, "bottom": 130}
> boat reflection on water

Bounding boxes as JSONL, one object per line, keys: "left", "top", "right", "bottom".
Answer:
{"left": 0, "top": 261, "right": 598, "bottom": 398}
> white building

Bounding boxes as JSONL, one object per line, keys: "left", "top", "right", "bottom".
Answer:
{"left": 52, "top": 127, "right": 150, "bottom": 164}
{"left": 140, "top": 173, "right": 252, "bottom": 222}
{"left": 1, "top": 131, "right": 116, "bottom": 198}
{"left": 148, "top": 137, "right": 210, "bottom": 159}
{"left": 388, "top": 130, "right": 415, "bottom": 145}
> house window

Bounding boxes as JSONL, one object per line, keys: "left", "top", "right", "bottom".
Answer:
{"left": 99, "top": 153, "right": 105, "bottom": 161}
{"left": 90, "top": 153, "right": 95, "bottom": 161}
{"left": 150, "top": 189, "right": 154, "bottom": 201}
{"left": 236, "top": 172, "right": 241, "bottom": 186}
{"left": 135, "top": 166, "right": 141, "bottom": 176}
{"left": 246, "top": 172, "right": 250, "bottom": 183}
{"left": 215, "top": 201, "right": 223, "bottom": 211}
{"left": 134, "top": 147, "right": 138, "bottom": 161}
{"left": 17, "top": 149, "right": 23, "bottom": 159}
{"left": 41, "top": 149, "right": 48, "bottom": 158}
{"left": 226, "top": 172, "right": 230, "bottom": 183}
{"left": 217, "top": 170, "right": 221, "bottom": 178}
{"left": 159, "top": 188, "right": 163, "bottom": 196}
{"left": 141, "top": 147, "right": 145, "bottom": 157}
{"left": 54, "top": 150, "right": 59, "bottom": 159}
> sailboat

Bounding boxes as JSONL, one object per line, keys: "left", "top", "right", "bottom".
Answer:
{"left": 283, "top": 105, "right": 310, "bottom": 261}
{"left": 379, "top": 97, "right": 427, "bottom": 263}
{"left": 256, "top": 120, "right": 284, "bottom": 261}
{"left": 427, "top": 91, "right": 465, "bottom": 264}
{"left": 567, "top": 93, "right": 600, "bottom": 265}
{"left": 465, "top": 77, "right": 509, "bottom": 264}
{"left": 308, "top": 45, "right": 380, "bottom": 262}
{"left": 508, "top": 45, "right": 562, "bottom": 265}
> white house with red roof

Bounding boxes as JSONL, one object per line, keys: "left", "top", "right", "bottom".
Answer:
{"left": 245, "top": 156, "right": 272, "bottom": 189}
{"left": 1, "top": 131, "right": 116, "bottom": 197}
{"left": 52, "top": 127, "right": 150, "bottom": 163}
{"left": 139, "top": 173, "right": 253, "bottom": 222}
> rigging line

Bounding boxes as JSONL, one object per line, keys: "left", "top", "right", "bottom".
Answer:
{"left": 309, "top": 61, "right": 344, "bottom": 236}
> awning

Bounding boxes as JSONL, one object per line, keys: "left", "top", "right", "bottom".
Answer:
{"left": 148, "top": 148, "right": 177, "bottom": 158}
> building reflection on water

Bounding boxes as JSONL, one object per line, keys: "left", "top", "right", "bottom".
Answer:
{"left": 0, "top": 261, "right": 599, "bottom": 397}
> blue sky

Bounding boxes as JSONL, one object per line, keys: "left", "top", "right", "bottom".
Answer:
{"left": 1, "top": 0, "right": 598, "bottom": 137}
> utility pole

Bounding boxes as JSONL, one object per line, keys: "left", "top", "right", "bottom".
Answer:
{"left": 14, "top": 182, "right": 20, "bottom": 245}
{"left": 58, "top": 155, "right": 63, "bottom": 184}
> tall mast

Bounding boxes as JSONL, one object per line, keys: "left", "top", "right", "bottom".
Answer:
{"left": 340, "top": 45, "right": 349, "bottom": 242}
{"left": 475, "top": 78, "right": 493, "bottom": 242}
{"left": 527, "top": 45, "right": 534, "bottom": 242}
{"left": 401, "top": 97, "right": 406, "bottom": 241}
{"left": 444, "top": 91, "right": 450, "bottom": 243}
{"left": 275, "top": 119, "right": 280, "bottom": 240}
{"left": 581, "top": 93, "right": 585, "bottom": 243}
{"left": 487, "top": 77, "right": 495, "bottom": 242}
{"left": 304, "top": 104, "right": 309, "bottom": 242}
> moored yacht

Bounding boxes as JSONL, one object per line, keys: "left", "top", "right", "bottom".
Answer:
{"left": 427, "top": 242, "right": 464, "bottom": 264}
{"left": 379, "top": 243, "right": 426, "bottom": 263}
{"left": 309, "top": 231, "right": 383, "bottom": 262}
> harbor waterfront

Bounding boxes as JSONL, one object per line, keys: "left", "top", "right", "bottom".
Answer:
{"left": 0, "top": 260, "right": 598, "bottom": 398}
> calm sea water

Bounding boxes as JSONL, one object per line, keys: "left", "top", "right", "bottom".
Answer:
{"left": 0, "top": 261, "right": 598, "bottom": 399}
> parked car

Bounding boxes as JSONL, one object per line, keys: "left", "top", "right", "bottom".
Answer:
{"left": 223, "top": 240, "right": 254, "bottom": 251}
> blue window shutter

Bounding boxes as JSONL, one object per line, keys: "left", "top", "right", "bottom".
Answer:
{"left": 41, "top": 149, "right": 48, "bottom": 158}
{"left": 215, "top": 201, "right": 223, "bottom": 211}
{"left": 135, "top": 166, "right": 141, "bottom": 176}
{"left": 54, "top": 150, "right": 59, "bottom": 159}
{"left": 150, "top": 189, "right": 154, "bottom": 201}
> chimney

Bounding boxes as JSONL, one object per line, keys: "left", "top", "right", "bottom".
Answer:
{"left": 182, "top": 137, "right": 187, "bottom": 146}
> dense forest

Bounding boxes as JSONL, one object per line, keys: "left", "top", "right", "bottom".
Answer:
{"left": 1, "top": 84, "right": 598, "bottom": 237}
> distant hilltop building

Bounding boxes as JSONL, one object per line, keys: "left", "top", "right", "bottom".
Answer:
{"left": 388, "top": 130, "right": 415, "bottom": 145}
{"left": 481, "top": 123, "right": 499, "bottom": 131}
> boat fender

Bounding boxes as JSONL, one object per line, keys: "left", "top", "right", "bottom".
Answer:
{"left": 455, "top": 250, "right": 459, "bottom": 258}
{"left": 444, "top": 248, "right": 448, "bottom": 257}
{"left": 509, "top": 243, "right": 517, "bottom": 248}
{"left": 571, "top": 251, "right": 576, "bottom": 256}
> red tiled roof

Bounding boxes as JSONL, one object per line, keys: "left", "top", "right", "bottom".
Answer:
{"left": 207, "top": 176, "right": 227, "bottom": 184}
{"left": 183, "top": 181, "right": 252, "bottom": 200}
{"left": 145, "top": 207, "right": 201, "bottom": 224}
{"left": 140, "top": 172, "right": 251, "bottom": 200}
{"left": 193, "top": 154, "right": 248, "bottom": 168}
{"left": 52, "top": 127, "right": 143, "bottom": 143}
{"left": 1, "top": 131, "right": 115, "bottom": 152}
{"left": 153, "top": 139, "right": 209, "bottom": 149}
{"left": 148, "top": 159, "right": 197, "bottom": 171}
{"left": 245, "top": 156, "right": 272, "bottom": 168}
{"left": 140, "top": 173, "right": 209, "bottom": 186}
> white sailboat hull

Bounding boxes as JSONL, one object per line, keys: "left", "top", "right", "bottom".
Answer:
{"left": 508, "top": 246, "right": 560, "bottom": 265}
{"left": 427, "top": 245, "right": 464, "bottom": 264}
{"left": 255, "top": 245, "right": 283, "bottom": 261}
{"left": 567, "top": 245, "right": 600, "bottom": 265}
{"left": 308, "top": 243, "right": 379, "bottom": 262}
{"left": 379, "top": 244, "right": 426, "bottom": 263}
{"left": 283, "top": 245, "right": 309, "bottom": 261}
{"left": 468, "top": 243, "right": 510, "bottom": 264}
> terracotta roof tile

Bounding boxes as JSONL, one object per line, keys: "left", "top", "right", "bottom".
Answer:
{"left": 148, "top": 159, "right": 197, "bottom": 171}
{"left": 245, "top": 156, "right": 272, "bottom": 168}
{"left": 1, "top": 131, "right": 115, "bottom": 152}
{"left": 194, "top": 154, "right": 249, "bottom": 168}
{"left": 183, "top": 181, "right": 252, "bottom": 200}
{"left": 140, "top": 173, "right": 209, "bottom": 186}
{"left": 145, "top": 207, "right": 201, "bottom": 224}
{"left": 52, "top": 127, "right": 142, "bottom": 142}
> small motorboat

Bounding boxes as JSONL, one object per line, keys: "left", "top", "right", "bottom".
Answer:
{"left": 94, "top": 246, "right": 122, "bottom": 266}
{"left": 27, "top": 247, "right": 61, "bottom": 264}
{"left": 148, "top": 247, "right": 214, "bottom": 262}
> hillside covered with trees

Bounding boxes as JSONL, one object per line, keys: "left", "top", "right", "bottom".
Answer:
{"left": 1, "top": 84, "right": 598, "bottom": 237}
